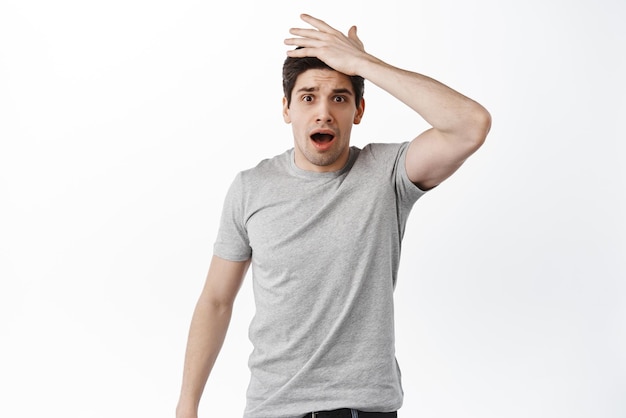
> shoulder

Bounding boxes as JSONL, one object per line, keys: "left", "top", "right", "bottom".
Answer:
{"left": 355, "top": 142, "right": 410, "bottom": 165}
{"left": 237, "top": 149, "right": 292, "bottom": 182}
{"left": 224, "top": 149, "right": 294, "bottom": 202}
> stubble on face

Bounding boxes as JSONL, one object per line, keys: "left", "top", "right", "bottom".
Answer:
{"left": 296, "top": 127, "right": 346, "bottom": 169}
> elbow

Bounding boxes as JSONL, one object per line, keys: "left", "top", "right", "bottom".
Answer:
{"left": 198, "top": 290, "right": 236, "bottom": 317}
{"left": 467, "top": 106, "right": 492, "bottom": 151}
{"left": 206, "top": 295, "right": 236, "bottom": 315}
{"left": 479, "top": 106, "right": 492, "bottom": 138}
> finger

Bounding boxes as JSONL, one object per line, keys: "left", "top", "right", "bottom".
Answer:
{"left": 288, "top": 27, "right": 327, "bottom": 40}
{"left": 283, "top": 37, "right": 322, "bottom": 49}
{"left": 299, "top": 13, "right": 342, "bottom": 35}
{"left": 285, "top": 26, "right": 333, "bottom": 50}
{"left": 284, "top": 45, "right": 319, "bottom": 58}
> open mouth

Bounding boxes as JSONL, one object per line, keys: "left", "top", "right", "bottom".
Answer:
{"left": 311, "top": 132, "right": 335, "bottom": 144}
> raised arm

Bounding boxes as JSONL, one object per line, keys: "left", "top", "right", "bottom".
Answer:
{"left": 176, "top": 255, "right": 250, "bottom": 418}
{"left": 285, "top": 14, "right": 491, "bottom": 190}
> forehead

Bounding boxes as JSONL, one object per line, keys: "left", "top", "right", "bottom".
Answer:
{"left": 293, "top": 68, "right": 354, "bottom": 94}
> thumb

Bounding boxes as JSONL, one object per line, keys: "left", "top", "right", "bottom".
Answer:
{"left": 348, "top": 25, "right": 358, "bottom": 39}
{"left": 348, "top": 25, "right": 363, "bottom": 48}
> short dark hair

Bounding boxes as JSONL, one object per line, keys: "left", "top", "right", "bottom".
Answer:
{"left": 282, "top": 49, "right": 364, "bottom": 109}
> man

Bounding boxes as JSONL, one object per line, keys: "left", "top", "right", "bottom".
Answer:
{"left": 176, "top": 13, "right": 491, "bottom": 418}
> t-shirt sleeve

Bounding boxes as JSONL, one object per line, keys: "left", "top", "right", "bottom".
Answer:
{"left": 213, "top": 172, "right": 252, "bottom": 261}
{"left": 394, "top": 141, "right": 427, "bottom": 206}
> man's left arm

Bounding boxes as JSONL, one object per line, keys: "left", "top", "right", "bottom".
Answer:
{"left": 285, "top": 14, "right": 491, "bottom": 190}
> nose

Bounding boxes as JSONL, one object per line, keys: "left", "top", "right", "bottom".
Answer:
{"left": 315, "top": 102, "right": 333, "bottom": 124}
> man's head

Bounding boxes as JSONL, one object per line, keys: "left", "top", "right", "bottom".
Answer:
{"left": 282, "top": 51, "right": 366, "bottom": 173}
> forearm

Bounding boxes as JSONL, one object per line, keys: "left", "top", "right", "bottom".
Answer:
{"left": 359, "top": 57, "right": 491, "bottom": 139}
{"left": 176, "top": 297, "right": 234, "bottom": 417}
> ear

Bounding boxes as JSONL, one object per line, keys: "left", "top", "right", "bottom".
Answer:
{"left": 282, "top": 97, "right": 291, "bottom": 123}
{"left": 353, "top": 98, "right": 365, "bottom": 125}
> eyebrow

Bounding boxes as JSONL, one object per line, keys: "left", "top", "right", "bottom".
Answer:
{"left": 295, "top": 86, "right": 354, "bottom": 96}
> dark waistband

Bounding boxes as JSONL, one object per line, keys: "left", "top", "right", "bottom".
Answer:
{"left": 304, "top": 409, "right": 397, "bottom": 418}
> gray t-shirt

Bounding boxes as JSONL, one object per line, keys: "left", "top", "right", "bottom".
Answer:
{"left": 214, "top": 142, "right": 426, "bottom": 418}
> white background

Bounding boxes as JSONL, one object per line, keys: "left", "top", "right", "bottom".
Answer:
{"left": 1, "top": 0, "right": 625, "bottom": 417}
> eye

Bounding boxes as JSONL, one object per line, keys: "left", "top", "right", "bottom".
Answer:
{"left": 333, "top": 96, "right": 347, "bottom": 103}
{"left": 302, "top": 95, "right": 314, "bottom": 102}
